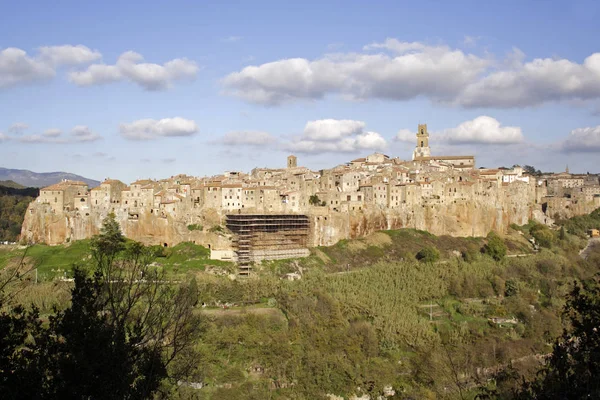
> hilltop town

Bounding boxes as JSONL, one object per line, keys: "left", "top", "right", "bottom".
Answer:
{"left": 21, "top": 124, "right": 600, "bottom": 265}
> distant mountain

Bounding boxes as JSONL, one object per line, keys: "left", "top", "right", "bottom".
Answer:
{"left": 0, "top": 167, "right": 100, "bottom": 188}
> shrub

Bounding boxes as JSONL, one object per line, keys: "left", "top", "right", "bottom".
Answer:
{"left": 505, "top": 279, "right": 519, "bottom": 297}
{"left": 416, "top": 246, "right": 440, "bottom": 263}
{"left": 530, "top": 224, "right": 555, "bottom": 248}
{"left": 482, "top": 232, "right": 507, "bottom": 261}
{"left": 187, "top": 224, "right": 203, "bottom": 231}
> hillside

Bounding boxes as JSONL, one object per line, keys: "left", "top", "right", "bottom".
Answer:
{"left": 2, "top": 212, "right": 599, "bottom": 398}
{"left": 0, "top": 180, "right": 25, "bottom": 189}
{"left": 0, "top": 167, "right": 100, "bottom": 188}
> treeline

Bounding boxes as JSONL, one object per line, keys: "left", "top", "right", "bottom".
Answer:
{"left": 0, "top": 184, "right": 38, "bottom": 242}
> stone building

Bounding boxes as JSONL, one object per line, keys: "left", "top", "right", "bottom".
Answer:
{"left": 21, "top": 122, "right": 600, "bottom": 259}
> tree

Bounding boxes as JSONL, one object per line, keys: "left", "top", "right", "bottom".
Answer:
{"left": 559, "top": 226, "right": 566, "bottom": 240}
{"left": 309, "top": 194, "right": 321, "bottom": 206}
{"left": 416, "top": 246, "right": 440, "bottom": 263}
{"left": 517, "top": 278, "right": 600, "bottom": 399}
{"left": 0, "top": 214, "right": 202, "bottom": 398}
{"left": 530, "top": 224, "right": 555, "bottom": 248}
{"left": 523, "top": 165, "right": 542, "bottom": 176}
{"left": 482, "top": 232, "right": 507, "bottom": 261}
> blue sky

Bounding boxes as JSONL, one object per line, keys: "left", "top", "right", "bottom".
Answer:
{"left": 1, "top": 0, "right": 600, "bottom": 183}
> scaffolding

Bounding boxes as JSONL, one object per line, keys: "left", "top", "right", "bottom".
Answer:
{"left": 226, "top": 214, "right": 311, "bottom": 275}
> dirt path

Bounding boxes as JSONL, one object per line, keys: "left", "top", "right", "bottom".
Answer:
{"left": 580, "top": 238, "right": 600, "bottom": 259}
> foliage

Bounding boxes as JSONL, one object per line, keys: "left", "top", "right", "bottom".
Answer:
{"left": 558, "top": 207, "right": 600, "bottom": 238}
{"left": 187, "top": 224, "right": 203, "bottom": 231}
{"left": 0, "top": 214, "right": 202, "bottom": 399}
{"left": 208, "top": 225, "right": 224, "bottom": 233}
{"left": 529, "top": 224, "right": 556, "bottom": 248}
{"left": 517, "top": 278, "right": 600, "bottom": 399}
{"left": 482, "top": 232, "right": 508, "bottom": 261}
{"left": 309, "top": 194, "right": 321, "bottom": 206}
{"left": 522, "top": 165, "right": 542, "bottom": 176}
{"left": 0, "top": 184, "right": 38, "bottom": 242}
{"left": 416, "top": 246, "right": 440, "bottom": 263}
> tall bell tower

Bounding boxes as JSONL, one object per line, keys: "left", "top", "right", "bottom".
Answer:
{"left": 412, "top": 123, "right": 431, "bottom": 160}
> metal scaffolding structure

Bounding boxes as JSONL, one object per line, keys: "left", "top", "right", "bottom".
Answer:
{"left": 226, "top": 214, "right": 311, "bottom": 275}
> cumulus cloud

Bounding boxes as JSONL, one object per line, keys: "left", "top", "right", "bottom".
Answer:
{"left": 71, "top": 125, "right": 101, "bottom": 142}
{"left": 221, "top": 131, "right": 276, "bottom": 146}
{"left": 120, "top": 117, "right": 199, "bottom": 140}
{"left": 303, "top": 119, "right": 365, "bottom": 141}
{"left": 38, "top": 45, "right": 101, "bottom": 66}
{"left": 222, "top": 39, "right": 490, "bottom": 106}
{"left": 0, "top": 48, "right": 56, "bottom": 88}
{"left": 0, "top": 45, "right": 103, "bottom": 89}
{"left": 0, "top": 132, "right": 9, "bottom": 142}
{"left": 394, "top": 117, "right": 523, "bottom": 146}
{"left": 8, "top": 122, "right": 29, "bottom": 134}
{"left": 441, "top": 116, "right": 524, "bottom": 144}
{"left": 18, "top": 134, "right": 66, "bottom": 144}
{"left": 395, "top": 128, "right": 415, "bottom": 143}
{"left": 18, "top": 125, "right": 100, "bottom": 143}
{"left": 69, "top": 51, "right": 199, "bottom": 90}
{"left": 458, "top": 52, "right": 600, "bottom": 108}
{"left": 222, "top": 38, "right": 600, "bottom": 108}
{"left": 286, "top": 119, "right": 387, "bottom": 154}
{"left": 563, "top": 126, "right": 600, "bottom": 152}
{"left": 43, "top": 128, "right": 62, "bottom": 137}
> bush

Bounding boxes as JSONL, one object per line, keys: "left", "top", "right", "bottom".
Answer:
{"left": 416, "top": 246, "right": 440, "bottom": 263}
{"left": 482, "top": 232, "right": 507, "bottom": 261}
{"left": 187, "top": 224, "right": 203, "bottom": 231}
{"left": 530, "top": 224, "right": 556, "bottom": 248}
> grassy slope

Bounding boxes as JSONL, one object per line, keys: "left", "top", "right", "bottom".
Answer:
{"left": 2, "top": 219, "right": 599, "bottom": 398}
{"left": 0, "top": 241, "right": 234, "bottom": 281}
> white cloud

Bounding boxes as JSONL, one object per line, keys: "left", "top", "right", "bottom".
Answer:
{"left": 286, "top": 119, "right": 387, "bottom": 154}
{"left": 223, "top": 38, "right": 600, "bottom": 108}
{"left": 18, "top": 134, "right": 66, "bottom": 144}
{"left": 0, "top": 48, "right": 56, "bottom": 88}
{"left": 0, "top": 132, "right": 9, "bottom": 142}
{"left": 69, "top": 64, "right": 121, "bottom": 86}
{"left": 17, "top": 125, "right": 100, "bottom": 143}
{"left": 441, "top": 116, "right": 524, "bottom": 144}
{"left": 563, "top": 126, "right": 600, "bottom": 152}
{"left": 120, "top": 117, "right": 199, "bottom": 140}
{"left": 0, "top": 45, "right": 102, "bottom": 89}
{"left": 458, "top": 53, "right": 600, "bottom": 108}
{"left": 38, "top": 45, "right": 101, "bottom": 66}
{"left": 71, "top": 125, "right": 101, "bottom": 142}
{"left": 8, "top": 122, "right": 29, "bottom": 134}
{"left": 303, "top": 119, "right": 365, "bottom": 141}
{"left": 222, "top": 39, "right": 490, "bottom": 105}
{"left": 43, "top": 128, "right": 62, "bottom": 137}
{"left": 69, "top": 51, "right": 199, "bottom": 90}
{"left": 221, "top": 131, "right": 276, "bottom": 146}
{"left": 395, "top": 128, "right": 415, "bottom": 143}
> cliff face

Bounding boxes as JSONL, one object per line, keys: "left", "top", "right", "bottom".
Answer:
{"left": 20, "top": 203, "right": 231, "bottom": 249}
{"left": 21, "top": 179, "right": 597, "bottom": 249}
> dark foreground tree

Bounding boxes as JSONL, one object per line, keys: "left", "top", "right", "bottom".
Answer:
{"left": 518, "top": 277, "right": 600, "bottom": 399}
{"left": 479, "top": 277, "right": 600, "bottom": 399}
{"left": 0, "top": 214, "right": 201, "bottom": 399}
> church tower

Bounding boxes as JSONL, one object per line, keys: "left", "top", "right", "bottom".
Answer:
{"left": 412, "top": 123, "right": 431, "bottom": 160}
{"left": 287, "top": 155, "right": 297, "bottom": 169}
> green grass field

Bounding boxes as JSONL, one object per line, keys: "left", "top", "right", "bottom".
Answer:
{"left": 0, "top": 240, "right": 234, "bottom": 281}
